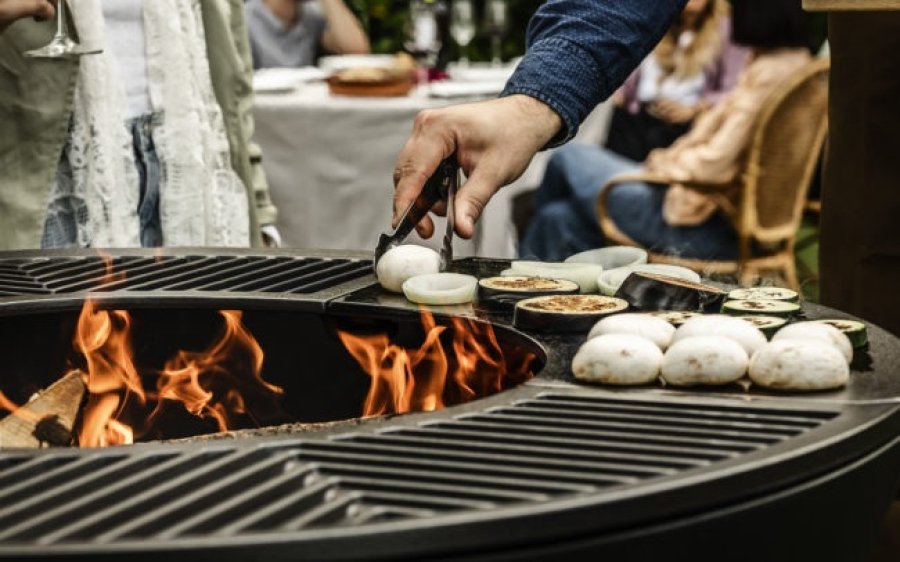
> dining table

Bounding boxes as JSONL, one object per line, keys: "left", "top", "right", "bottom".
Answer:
{"left": 251, "top": 64, "right": 611, "bottom": 258}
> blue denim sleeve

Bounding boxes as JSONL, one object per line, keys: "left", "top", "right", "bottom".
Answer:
{"left": 501, "top": 0, "right": 687, "bottom": 146}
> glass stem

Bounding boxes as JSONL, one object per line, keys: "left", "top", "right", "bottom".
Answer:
{"left": 55, "top": 0, "right": 67, "bottom": 39}
{"left": 491, "top": 36, "right": 501, "bottom": 67}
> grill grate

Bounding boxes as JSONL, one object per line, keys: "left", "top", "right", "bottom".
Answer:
{"left": 0, "top": 255, "right": 372, "bottom": 296}
{"left": 0, "top": 393, "right": 837, "bottom": 546}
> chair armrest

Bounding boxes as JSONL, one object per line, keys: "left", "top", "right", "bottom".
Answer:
{"left": 595, "top": 172, "right": 669, "bottom": 247}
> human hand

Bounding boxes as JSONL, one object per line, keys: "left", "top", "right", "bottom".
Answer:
{"left": 0, "top": 0, "right": 55, "bottom": 32}
{"left": 649, "top": 99, "right": 699, "bottom": 124}
{"left": 393, "top": 94, "right": 562, "bottom": 239}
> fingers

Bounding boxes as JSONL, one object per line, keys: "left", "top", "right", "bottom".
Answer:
{"left": 414, "top": 213, "right": 435, "bottom": 239}
{"left": 392, "top": 110, "right": 454, "bottom": 233}
{"left": 34, "top": 0, "right": 55, "bottom": 21}
{"left": 453, "top": 162, "right": 504, "bottom": 239}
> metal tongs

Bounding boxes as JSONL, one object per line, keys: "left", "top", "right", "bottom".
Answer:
{"left": 374, "top": 156, "right": 459, "bottom": 271}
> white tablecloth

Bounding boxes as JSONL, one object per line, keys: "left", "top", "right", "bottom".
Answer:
{"left": 252, "top": 81, "right": 611, "bottom": 258}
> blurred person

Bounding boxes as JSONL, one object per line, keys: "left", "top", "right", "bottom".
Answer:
{"left": 606, "top": 0, "right": 749, "bottom": 161}
{"left": 244, "top": 0, "right": 370, "bottom": 69}
{"left": 519, "top": 0, "right": 811, "bottom": 261}
{"left": 0, "top": 0, "right": 53, "bottom": 32}
{"left": 0, "top": 0, "right": 278, "bottom": 250}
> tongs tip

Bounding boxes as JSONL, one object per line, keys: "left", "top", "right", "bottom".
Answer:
{"left": 373, "top": 156, "right": 459, "bottom": 270}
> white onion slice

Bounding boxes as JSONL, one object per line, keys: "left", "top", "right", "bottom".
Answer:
{"left": 565, "top": 246, "right": 648, "bottom": 269}
{"left": 507, "top": 261, "right": 603, "bottom": 293}
{"left": 402, "top": 273, "right": 478, "bottom": 305}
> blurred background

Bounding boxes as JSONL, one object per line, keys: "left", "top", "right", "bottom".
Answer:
{"left": 346, "top": 0, "right": 540, "bottom": 64}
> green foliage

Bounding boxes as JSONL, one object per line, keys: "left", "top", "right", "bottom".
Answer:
{"left": 351, "top": 0, "right": 543, "bottom": 63}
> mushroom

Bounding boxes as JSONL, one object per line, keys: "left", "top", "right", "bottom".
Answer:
{"left": 572, "top": 334, "right": 662, "bottom": 385}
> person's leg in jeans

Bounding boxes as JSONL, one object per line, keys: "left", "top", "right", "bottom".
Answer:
{"left": 131, "top": 113, "right": 163, "bottom": 247}
{"left": 605, "top": 183, "right": 738, "bottom": 260}
{"left": 519, "top": 199, "right": 605, "bottom": 260}
{"left": 522, "top": 144, "right": 641, "bottom": 259}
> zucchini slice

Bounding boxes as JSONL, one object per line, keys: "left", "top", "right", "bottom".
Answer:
{"left": 722, "top": 299, "right": 801, "bottom": 318}
{"left": 647, "top": 310, "right": 702, "bottom": 326}
{"left": 813, "top": 319, "right": 869, "bottom": 348}
{"left": 727, "top": 287, "right": 799, "bottom": 302}
{"left": 734, "top": 315, "right": 788, "bottom": 338}
{"left": 513, "top": 295, "right": 628, "bottom": 333}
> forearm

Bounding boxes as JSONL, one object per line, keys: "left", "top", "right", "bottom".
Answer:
{"left": 501, "top": 0, "right": 686, "bottom": 146}
{"left": 319, "top": 0, "right": 369, "bottom": 55}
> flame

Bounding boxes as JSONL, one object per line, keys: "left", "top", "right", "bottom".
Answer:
{"left": 0, "top": 390, "right": 41, "bottom": 425}
{"left": 337, "top": 311, "right": 534, "bottom": 417}
{"left": 150, "top": 310, "right": 283, "bottom": 433}
{"left": 0, "top": 390, "right": 20, "bottom": 414}
{"left": 69, "top": 307, "right": 284, "bottom": 447}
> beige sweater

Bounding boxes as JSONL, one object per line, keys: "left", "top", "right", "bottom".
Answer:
{"left": 644, "top": 48, "right": 812, "bottom": 226}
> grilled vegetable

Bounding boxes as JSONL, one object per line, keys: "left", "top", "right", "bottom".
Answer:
{"left": 614, "top": 272, "right": 727, "bottom": 313}
{"left": 672, "top": 315, "right": 767, "bottom": 356}
{"left": 749, "top": 340, "right": 849, "bottom": 391}
{"left": 572, "top": 334, "right": 662, "bottom": 386}
{"left": 506, "top": 261, "right": 603, "bottom": 293}
{"left": 402, "top": 273, "right": 478, "bottom": 305}
{"left": 772, "top": 321, "right": 853, "bottom": 363}
{"left": 722, "top": 299, "right": 800, "bottom": 318}
{"left": 513, "top": 295, "right": 628, "bottom": 333}
{"left": 376, "top": 245, "right": 440, "bottom": 293}
{"left": 564, "top": 246, "right": 648, "bottom": 269}
{"left": 661, "top": 336, "right": 749, "bottom": 387}
{"left": 477, "top": 276, "right": 579, "bottom": 311}
{"left": 813, "top": 319, "right": 868, "bottom": 348}
{"left": 587, "top": 313, "right": 675, "bottom": 351}
{"left": 597, "top": 264, "right": 700, "bottom": 296}
{"left": 727, "top": 287, "right": 799, "bottom": 302}
{"left": 647, "top": 310, "right": 702, "bottom": 326}
{"left": 734, "top": 315, "right": 788, "bottom": 339}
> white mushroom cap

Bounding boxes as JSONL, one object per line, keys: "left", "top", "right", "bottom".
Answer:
{"left": 749, "top": 340, "right": 849, "bottom": 390}
{"left": 672, "top": 314, "right": 767, "bottom": 356}
{"left": 572, "top": 334, "right": 662, "bottom": 385}
{"left": 772, "top": 321, "right": 853, "bottom": 363}
{"left": 587, "top": 313, "right": 675, "bottom": 350}
{"left": 661, "top": 336, "right": 749, "bottom": 386}
{"left": 375, "top": 245, "right": 441, "bottom": 293}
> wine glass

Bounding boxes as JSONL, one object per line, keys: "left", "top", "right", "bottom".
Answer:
{"left": 450, "top": 0, "right": 475, "bottom": 67}
{"left": 25, "top": 0, "right": 102, "bottom": 59}
{"left": 404, "top": 0, "right": 442, "bottom": 84}
{"left": 483, "top": 0, "right": 508, "bottom": 67}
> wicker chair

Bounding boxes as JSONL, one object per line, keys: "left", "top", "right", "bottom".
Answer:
{"left": 596, "top": 58, "right": 829, "bottom": 289}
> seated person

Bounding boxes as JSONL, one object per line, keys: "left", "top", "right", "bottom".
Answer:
{"left": 606, "top": 0, "right": 749, "bottom": 161}
{"left": 0, "top": 0, "right": 278, "bottom": 250}
{"left": 519, "top": 0, "right": 812, "bottom": 263}
{"left": 245, "top": 0, "right": 370, "bottom": 69}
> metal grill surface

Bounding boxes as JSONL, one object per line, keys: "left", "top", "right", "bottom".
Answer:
{"left": 0, "top": 255, "right": 372, "bottom": 296}
{"left": 0, "top": 393, "right": 837, "bottom": 547}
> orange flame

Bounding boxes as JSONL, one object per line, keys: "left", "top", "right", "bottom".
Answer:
{"left": 74, "top": 299, "right": 143, "bottom": 447}
{"left": 337, "top": 311, "right": 534, "bottom": 417}
{"left": 0, "top": 390, "right": 42, "bottom": 425}
{"left": 151, "top": 310, "right": 283, "bottom": 433}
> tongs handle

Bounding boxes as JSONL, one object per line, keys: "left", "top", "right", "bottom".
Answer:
{"left": 375, "top": 156, "right": 459, "bottom": 266}
{"left": 394, "top": 156, "right": 458, "bottom": 242}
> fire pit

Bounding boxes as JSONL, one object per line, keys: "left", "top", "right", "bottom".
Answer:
{"left": 0, "top": 248, "right": 898, "bottom": 561}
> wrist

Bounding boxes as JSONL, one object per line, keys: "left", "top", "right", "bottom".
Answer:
{"left": 504, "top": 94, "right": 563, "bottom": 150}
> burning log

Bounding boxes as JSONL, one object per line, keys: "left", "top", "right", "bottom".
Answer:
{"left": 0, "top": 370, "right": 86, "bottom": 448}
